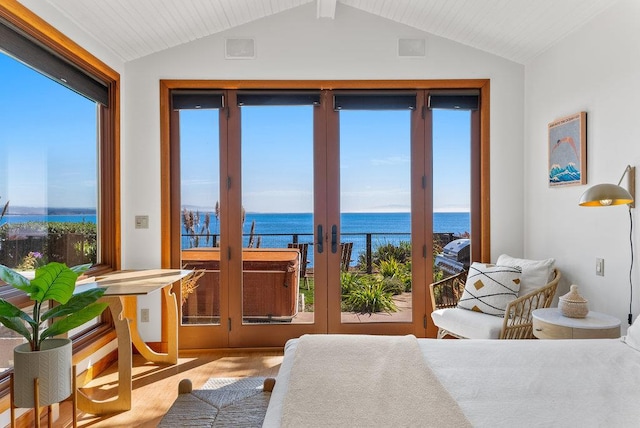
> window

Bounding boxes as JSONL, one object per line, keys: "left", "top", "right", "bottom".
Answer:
{"left": 0, "top": 1, "right": 120, "bottom": 383}
{"left": 0, "top": 52, "right": 99, "bottom": 271}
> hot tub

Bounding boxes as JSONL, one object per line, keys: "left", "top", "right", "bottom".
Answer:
{"left": 181, "top": 248, "right": 300, "bottom": 321}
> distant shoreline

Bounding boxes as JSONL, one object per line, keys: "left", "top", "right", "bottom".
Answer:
{"left": 3, "top": 208, "right": 96, "bottom": 216}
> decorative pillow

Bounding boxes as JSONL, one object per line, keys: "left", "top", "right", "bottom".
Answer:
{"left": 457, "top": 262, "right": 522, "bottom": 316}
{"left": 496, "top": 254, "right": 555, "bottom": 297}
{"left": 623, "top": 315, "right": 640, "bottom": 352}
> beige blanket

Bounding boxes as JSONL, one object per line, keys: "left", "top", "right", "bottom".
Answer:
{"left": 280, "top": 334, "right": 470, "bottom": 428}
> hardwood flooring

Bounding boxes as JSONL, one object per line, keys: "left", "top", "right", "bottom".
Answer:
{"left": 51, "top": 349, "right": 283, "bottom": 427}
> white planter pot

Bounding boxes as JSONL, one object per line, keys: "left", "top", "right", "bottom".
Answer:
{"left": 13, "top": 338, "right": 72, "bottom": 408}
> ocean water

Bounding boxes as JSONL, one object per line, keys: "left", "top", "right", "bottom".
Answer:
{"left": 3, "top": 212, "right": 470, "bottom": 266}
{"left": 185, "top": 212, "right": 470, "bottom": 266}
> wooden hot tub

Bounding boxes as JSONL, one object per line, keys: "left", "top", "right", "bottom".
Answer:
{"left": 181, "top": 248, "right": 300, "bottom": 321}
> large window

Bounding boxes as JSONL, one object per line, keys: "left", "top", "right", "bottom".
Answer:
{"left": 0, "top": 0, "right": 119, "bottom": 385}
{"left": 0, "top": 52, "right": 99, "bottom": 271}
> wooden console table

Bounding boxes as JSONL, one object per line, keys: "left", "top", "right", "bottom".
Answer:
{"left": 74, "top": 269, "right": 192, "bottom": 415}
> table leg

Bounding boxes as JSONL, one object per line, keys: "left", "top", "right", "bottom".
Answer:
{"left": 127, "top": 285, "right": 178, "bottom": 364}
{"left": 76, "top": 296, "right": 132, "bottom": 414}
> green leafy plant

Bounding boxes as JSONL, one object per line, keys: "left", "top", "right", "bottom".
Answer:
{"left": 342, "top": 279, "right": 397, "bottom": 315}
{"left": 378, "top": 257, "right": 400, "bottom": 278}
{"left": 0, "top": 262, "right": 108, "bottom": 351}
{"left": 381, "top": 276, "right": 405, "bottom": 295}
{"left": 356, "top": 240, "right": 412, "bottom": 270}
{"left": 399, "top": 261, "right": 412, "bottom": 292}
{"left": 340, "top": 271, "right": 360, "bottom": 296}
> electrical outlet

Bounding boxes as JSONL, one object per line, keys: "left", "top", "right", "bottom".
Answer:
{"left": 596, "top": 258, "right": 604, "bottom": 276}
{"left": 140, "top": 308, "right": 150, "bottom": 322}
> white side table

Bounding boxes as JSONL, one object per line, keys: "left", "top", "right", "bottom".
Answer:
{"left": 532, "top": 308, "right": 621, "bottom": 339}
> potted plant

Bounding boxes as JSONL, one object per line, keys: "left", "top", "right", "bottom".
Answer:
{"left": 0, "top": 262, "right": 108, "bottom": 408}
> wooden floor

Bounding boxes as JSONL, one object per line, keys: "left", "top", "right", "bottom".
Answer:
{"left": 51, "top": 349, "right": 284, "bottom": 427}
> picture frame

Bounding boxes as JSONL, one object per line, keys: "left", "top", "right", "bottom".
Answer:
{"left": 548, "top": 111, "right": 587, "bottom": 187}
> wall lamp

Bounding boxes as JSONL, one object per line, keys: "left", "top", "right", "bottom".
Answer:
{"left": 579, "top": 165, "right": 636, "bottom": 325}
{"left": 579, "top": 165, "right": 635, "bottom": 207}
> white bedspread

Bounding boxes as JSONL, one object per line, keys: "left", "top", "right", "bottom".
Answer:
{"left": 264, "top": 337, "right": 640, "bottom": 427}
{"left": 279, "top": 334, "right": 469, "bottom": 427}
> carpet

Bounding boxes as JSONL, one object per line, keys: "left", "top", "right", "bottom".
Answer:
{"left": 159, "top": 377, "right": 270, "bottom": 428}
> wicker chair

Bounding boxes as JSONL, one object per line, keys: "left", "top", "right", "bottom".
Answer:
{"left": 430, "top": 268, "right": 561, "bottom": 339}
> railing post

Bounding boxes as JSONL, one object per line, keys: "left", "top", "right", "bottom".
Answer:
{"left": 292, "top": 234, "right": 298, "bottom": 244}
{"left": 366, "top": 233, "right": 372, "bottom": 274}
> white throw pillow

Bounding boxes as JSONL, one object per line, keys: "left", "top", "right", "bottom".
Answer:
{"left": 457, "top": 262, "right": 522, "bottom": 316}
{"left": 623, "top": 316, "right": 640, "bottom": 352}
{"left": 496, "top": 254, "right": 555, "bottom": 297}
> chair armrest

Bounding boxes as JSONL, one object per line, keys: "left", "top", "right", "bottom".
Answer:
{"left": 429, "top": 271, "right": 467, "bottom": 310}
{"left": 501, "top": 268, "right": 561, "bottom": 339}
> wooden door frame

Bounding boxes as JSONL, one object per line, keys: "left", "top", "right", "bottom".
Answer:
{"left": 160, "top": 79, "right": 490, "bottom": 346}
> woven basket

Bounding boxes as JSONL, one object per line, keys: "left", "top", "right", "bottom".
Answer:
{"left": 559, "top": 284, "right": 589, "bottom": 318}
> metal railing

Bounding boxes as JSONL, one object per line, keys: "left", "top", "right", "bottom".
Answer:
{"left": 181, "top": 231, "right": 459, "bottom": 273}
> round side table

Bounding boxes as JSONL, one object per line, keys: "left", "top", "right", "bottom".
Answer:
{"left": 532, "top": 307, "right": 621, "bottom": 339}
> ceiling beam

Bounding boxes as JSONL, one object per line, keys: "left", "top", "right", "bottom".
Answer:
{"left": 317, "top": 0, "right": 337, "bottom": 19}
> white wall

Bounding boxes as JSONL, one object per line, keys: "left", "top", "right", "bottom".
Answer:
{"left": 525, "top": 0, "right": 640, "bottom": 332}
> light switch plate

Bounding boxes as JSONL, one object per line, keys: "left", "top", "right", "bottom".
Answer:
{"left": 135, "top": 215, "right": 149, "bottom": 229}
{"left": 596, "top": 258, "right": 604, "bottom": 276}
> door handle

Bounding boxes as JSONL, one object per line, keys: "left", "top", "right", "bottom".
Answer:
{"left": 331, "top": 225, "right": 337, "bottom": 254}
{"left": 317, "top": 225, "right": 323, "bottom": 254}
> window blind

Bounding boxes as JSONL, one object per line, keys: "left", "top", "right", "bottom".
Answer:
{"left": 171, "top": 90, "right": 224, "bottom": 110}
{"left": 333, "top": 91, "right": 416, "bottom": 110}
{"left": 0, "top": 20, "right": 109, "bottom": 106}
{"left": 428, "top": 90, "right": 480, "bottom": 110}
{"left": 236, "top": 91, "right": 321, "bottom": 106}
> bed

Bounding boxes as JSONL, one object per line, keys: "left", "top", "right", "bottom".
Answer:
{"left": 263, "top": 327, "right": 640, "bottom": 427}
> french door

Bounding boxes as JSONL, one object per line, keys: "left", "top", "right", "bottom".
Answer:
{"left": 162, "top": 82, "right": 488, "bottom": 348}
{"left": 324, "top": 91, "right": 426, "bottom": 335}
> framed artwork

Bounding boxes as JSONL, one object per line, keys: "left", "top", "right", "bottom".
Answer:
{"left": 548, "top": 111, "right": 587, "bottom": 187}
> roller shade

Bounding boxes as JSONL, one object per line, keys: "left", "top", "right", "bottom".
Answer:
{"left": 428, "top": 91, "right": 480, "bottom": 110}
{"left": 236, "top": 91, "right": 321, "bottom": 106}
{"left": 333, "top": 92, "right": 416, "bottom": 110}
{"left": 171, "top": 90, "right": 224, "bottom": 110}
{"left": 0, "top": 20, "right": 109, "bottom": 106}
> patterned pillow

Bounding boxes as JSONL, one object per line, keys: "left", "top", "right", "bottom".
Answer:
{"left": 457, "top": 263, "right": 522, "bottom": 316}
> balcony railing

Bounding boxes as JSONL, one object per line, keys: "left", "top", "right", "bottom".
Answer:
{"left": 181, "top": 231, "right": 459, "bottom": 273}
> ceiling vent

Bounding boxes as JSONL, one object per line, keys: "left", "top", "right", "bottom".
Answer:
{"left": 398, "top": 39, "right": 426, "bottom": 57}
{"left": 225, "top": 38, "right": 256, "bottom": 59}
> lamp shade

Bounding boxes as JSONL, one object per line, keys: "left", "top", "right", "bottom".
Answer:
{"left": 578, "top": 183, "right": 634, "bottom": 206}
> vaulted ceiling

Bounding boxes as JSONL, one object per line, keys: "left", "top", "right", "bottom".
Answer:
{"left": 33, "top": 0, "right": 618, "bottom": 64}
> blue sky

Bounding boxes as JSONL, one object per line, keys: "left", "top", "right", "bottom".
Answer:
{"left": 2, "top": 51, "right": 470, "bottom": 213}
{"left": 0, "top": 52, "right": 97, "bottom": 209}
{"left": 181, "top": 105, "right": 470, "bottom": 213}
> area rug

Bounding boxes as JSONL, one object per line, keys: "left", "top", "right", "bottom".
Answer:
{"left": 159, "top": 377, "right": 269, "bottom": 427}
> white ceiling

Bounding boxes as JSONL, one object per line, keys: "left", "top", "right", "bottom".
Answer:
{"left": 36, "top": 0, "right": 619, "bottom": 64}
